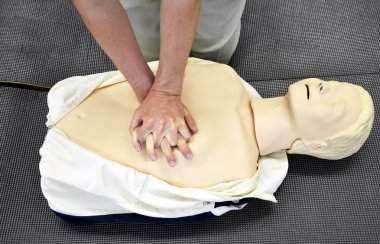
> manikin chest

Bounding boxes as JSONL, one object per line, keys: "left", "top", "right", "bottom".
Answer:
{"left": 55, "top": 64, "right": 259, "bottom": 188}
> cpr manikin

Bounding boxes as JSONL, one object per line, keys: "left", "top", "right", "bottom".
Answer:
{"left": 39, "top": 59, "right": 374, "bottom": 222}
{"left": 54, "top": 63, "right": 374, "bottom": 188}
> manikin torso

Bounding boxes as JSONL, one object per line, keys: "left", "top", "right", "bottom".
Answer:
{"left": 55, "top": 64, "right": 259, "bottom": 188}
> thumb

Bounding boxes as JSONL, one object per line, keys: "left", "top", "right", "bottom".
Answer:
{"left": 129, "top": 111, "right": 143, "bottom": 134}
{"left": 183, "top": 105, "right": 198, "bottom": 134}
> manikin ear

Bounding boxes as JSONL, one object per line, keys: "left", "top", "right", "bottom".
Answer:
{"left": 301, "top": 139, "right": 328, "bottom": 151}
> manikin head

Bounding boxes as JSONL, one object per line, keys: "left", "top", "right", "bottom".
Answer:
{"left": 286, "top": 78, "right": 374, "bottom": 160}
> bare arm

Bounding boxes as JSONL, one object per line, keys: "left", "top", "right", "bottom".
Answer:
{"left": 130, "top": 0, "right": 201, "bottom": 165}
{"left": 71, "top": 0, "right": 154, "bottom": 102}
{"left": 153, "top": 0, "right": 201, "bottom": 95}
{"left": 72, "top": 0, "right": 200, "bottom": 165}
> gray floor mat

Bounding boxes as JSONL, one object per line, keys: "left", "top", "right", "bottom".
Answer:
{"left": 1, "top": 0, "right": 379, "bottom": 243}
{"left": 230, "top": 0, "right": 380, "bottom": 81}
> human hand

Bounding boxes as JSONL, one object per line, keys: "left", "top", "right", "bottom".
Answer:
{"left": 129, "top": 89, "right": 198, "bottom": 166}
{"left": 132, "top": 128, "right": 194, "bottom": 166}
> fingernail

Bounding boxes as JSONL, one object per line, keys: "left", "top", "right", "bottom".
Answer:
{"left": 169, "top": 161, "right": 176, "bottom": 167}
{"left": 186, "top": 154, "right": 193, "bottom": 160}
{"left": 135, "top": 145, "right": 141, "bottom": 152}
{"left": 150, "top": 155, "right": 157, "bottom": 161}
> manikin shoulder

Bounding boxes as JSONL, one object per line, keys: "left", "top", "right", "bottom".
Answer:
{"left": 182, "top": 63, "right": 248, "bottom": 101}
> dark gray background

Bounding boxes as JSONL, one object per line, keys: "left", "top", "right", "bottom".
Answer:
{"left": 1, "top": 0, "right": 379, "bottom": 243}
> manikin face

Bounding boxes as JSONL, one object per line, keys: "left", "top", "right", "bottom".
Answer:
{"left": 287, "top": 78, "right": 362, "bottom": 142}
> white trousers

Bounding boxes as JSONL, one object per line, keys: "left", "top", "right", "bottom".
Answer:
{"left": 119, "top": 0, "right": 247, "bottom": 63}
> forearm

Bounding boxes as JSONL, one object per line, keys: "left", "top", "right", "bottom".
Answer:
{"left": 71, "top": 0, "right": 154, "bottom": 101}
{"left": 153, "top": 0, "right": 200, "bottom": 95}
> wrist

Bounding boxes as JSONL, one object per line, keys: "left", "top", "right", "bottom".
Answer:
{"left": 151, "top": 76, "right": 183, "bottom": 96}
{"left": 119, "top": 64, "right": 154, "bottom": 103}
{"left": 128, "top": 78, "right": 152, "bottom": 103}
{"left": 149, "top": 87, "right": 181, "bottom": 98}
{"left": 123, "top": 65, "right": 154, "bottom": 87}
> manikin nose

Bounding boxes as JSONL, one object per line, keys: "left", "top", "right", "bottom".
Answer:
{"left": 319, "top": 81, "right": 332, "bottom": 95}
{"left": 306, "top": 80, "right": 329, "bottom": 96}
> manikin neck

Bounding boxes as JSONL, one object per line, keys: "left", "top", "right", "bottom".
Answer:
{"left": 251, "top": 96, "right": 298, "bottom": 156}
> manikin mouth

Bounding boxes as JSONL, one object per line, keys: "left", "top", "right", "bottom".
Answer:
{"left": 305, "top": 84, "right": 309, "bottom": 100}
